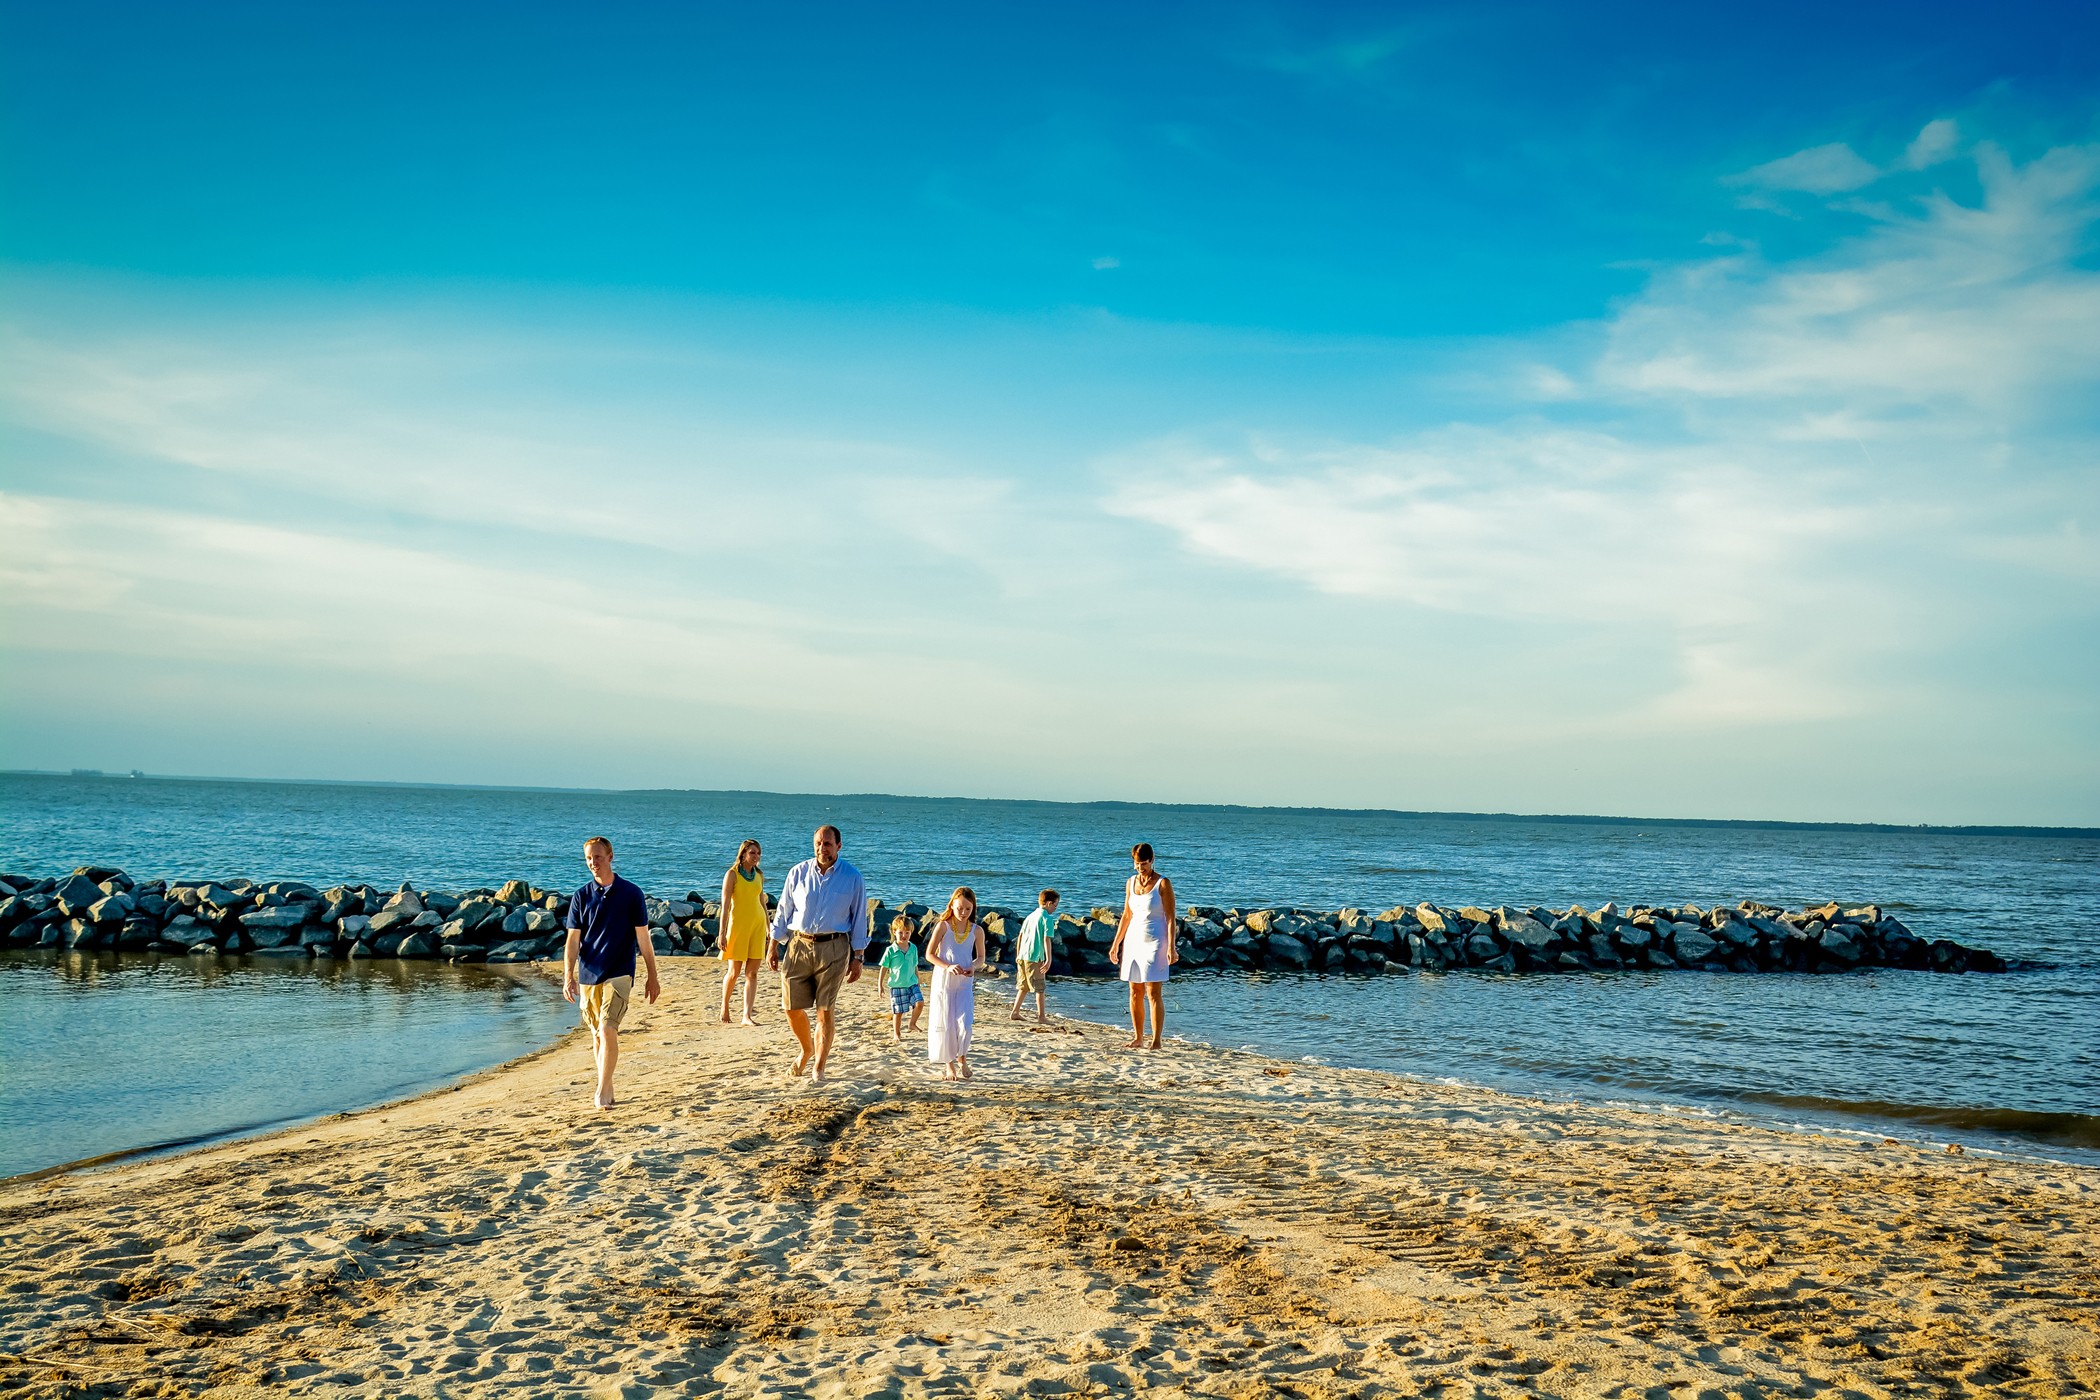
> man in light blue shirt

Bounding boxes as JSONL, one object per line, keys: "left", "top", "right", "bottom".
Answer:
{"left": 766, "top": 823, "right": 868, "bottom": 1082}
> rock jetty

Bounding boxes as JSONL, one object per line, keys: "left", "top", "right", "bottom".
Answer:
{"left": 0, "top": 867, "right": 2009, "bottom": 976}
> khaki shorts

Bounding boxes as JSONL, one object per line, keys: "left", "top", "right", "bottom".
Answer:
{"left": 1015, "top": 959, "right": 1048, "bottom": 994}
{"left": 580, "top": 976, "right": 632, "bottom": 1033}
{"left": 782, "top": 933, "right": 852, "bottom": 1012}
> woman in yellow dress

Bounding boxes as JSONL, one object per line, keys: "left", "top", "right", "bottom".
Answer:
{"left": 717, "top": 839, "right": 770, "bottom": 1025}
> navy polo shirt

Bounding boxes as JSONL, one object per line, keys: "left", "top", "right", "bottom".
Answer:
{"left": 567, "top": 875, "right": 649, "bottom": 985}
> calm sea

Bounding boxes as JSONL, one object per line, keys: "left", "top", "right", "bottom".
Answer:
{"left": 2, "top": 773, "right": 2095, "bottom": 1174}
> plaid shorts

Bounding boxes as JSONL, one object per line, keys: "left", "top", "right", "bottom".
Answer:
{"left": 888, "top": 982, "right": 923, "bottom": 1014}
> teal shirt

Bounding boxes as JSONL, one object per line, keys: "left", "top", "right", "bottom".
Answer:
{"left": 877, "top": 942, "right": 922, "bottom": 989}
{"left": 1017, "top": 907, "right": 1057, "bottom": 963}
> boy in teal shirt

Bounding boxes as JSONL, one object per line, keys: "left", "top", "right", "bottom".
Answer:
{"left": 878, "top": 915, "right": 925, "bottom": 1042}
{"left": 1009, "top": 889, "right": 1058, "bottom": 1023}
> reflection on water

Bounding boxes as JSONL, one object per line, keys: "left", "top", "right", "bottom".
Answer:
{"left": 0, "top": 951, "right": 574, "bottom": 1179}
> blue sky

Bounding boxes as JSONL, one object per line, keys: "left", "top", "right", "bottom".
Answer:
{"left": 3, "top": 1, "right": 2097, "bottom": 822}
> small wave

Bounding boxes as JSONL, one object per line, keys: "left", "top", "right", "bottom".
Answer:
{"left": 1737, "top": 1091, "right": 2100, "bottom": 1151}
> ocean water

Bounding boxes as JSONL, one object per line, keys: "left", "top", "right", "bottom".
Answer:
{"left": 0, "top": 950, "right": 572, "bottom": 1179}
{"left": 1, "top": 773, "right": 2095, "bottom": 1171}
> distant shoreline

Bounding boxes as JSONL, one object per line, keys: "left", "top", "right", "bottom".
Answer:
{"left": 6, "top": 769, "right": 2096, "bottom": 840}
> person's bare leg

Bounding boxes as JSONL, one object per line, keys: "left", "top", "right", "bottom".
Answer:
{"left": 957, "top": 1053, "right": 971, "bottom": 1081}
{"left": 595, "top": 1023, "right": 620, "bottom": 1108}
{"left": 1124, "top": 983, "right": 1144, "bottom": 1047}
{"left": 785, "top": 1007, "right": 815, "bottom": 1075}
{"left": 719, "top": 964, "right": 736, "bottom": 1023}
{"left": 811, "top": 1007, "right": 836, "bottom": 1083}
{"left": 1146, "top": 984, "right": 1165, "bottom": 1049}
{"left": 740, "top": 963, "right": 762, "bottom": 1025}
{"left": 891, "top": 1009, "right": 903, "bottom": 1042}
{"left": 588, "top": 1024, "right": 604, "bottom": 1103}
{"left": 1034, "top": 991, "right": 1048, "bottom": 1024}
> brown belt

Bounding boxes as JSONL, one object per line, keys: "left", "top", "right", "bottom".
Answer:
{"left": 792, "top": 930, "right": 850, "bottom": 944}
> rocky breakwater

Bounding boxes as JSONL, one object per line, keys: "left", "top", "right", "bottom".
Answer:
{"left": 866, "top": 896, "right": 2009, "bottom": 977}
{"left": 0, "top": 869, "right": 2009, "bottom": 976}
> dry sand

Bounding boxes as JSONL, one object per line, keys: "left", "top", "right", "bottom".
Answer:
{"left": 2, "top": 961, "right": 2095, "bottom": 1398}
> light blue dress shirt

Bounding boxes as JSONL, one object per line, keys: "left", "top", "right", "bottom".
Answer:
{"left": 769, "top": 857, "right": 870, "bottom": 952}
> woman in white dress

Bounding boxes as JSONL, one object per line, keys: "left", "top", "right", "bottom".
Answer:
{"left": 925, "top": 886, "right": 985, "bottom": 1081}
{"left": 1108, "top": 842, "right": 1177, "bottom": 1049}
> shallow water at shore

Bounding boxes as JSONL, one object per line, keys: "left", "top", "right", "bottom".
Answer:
{"left": 1043, "top": 965, "right": 2100, "bottom": 1163}
{"left": 0, "top": 951, "right": 573, "bottom": 1179}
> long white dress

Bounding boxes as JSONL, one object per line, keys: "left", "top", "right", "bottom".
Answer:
{"left": 1120, "top": 877, "right": 1171, "bottom": 983}
{"left": 926, "top": 919, "right": 980, "bottom": 1063}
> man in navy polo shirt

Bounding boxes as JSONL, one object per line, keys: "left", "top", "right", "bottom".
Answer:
{"left": 564, "top": 835, "right": 661, "bottom": 1110}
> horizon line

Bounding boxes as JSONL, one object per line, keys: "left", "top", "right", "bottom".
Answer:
{"left": 7, "top": 769, "right": 2096, "bottom": 841}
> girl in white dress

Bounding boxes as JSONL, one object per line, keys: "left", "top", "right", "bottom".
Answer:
{"left": 925, "top": 886, "right": 985, "bottom": 1081}
{"left": 1108, "top": 842, "right": 1177, "bottom": 1050}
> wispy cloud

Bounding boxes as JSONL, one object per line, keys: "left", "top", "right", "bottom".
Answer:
{"left": 1101, "top": 136, "right": 2100, "bottom": 736}
{"left": 1730, "top": 141, "right": 1882, "bottom": 194}
{"left": 1610, "top": 142, "right": 2100, "bottom": 416}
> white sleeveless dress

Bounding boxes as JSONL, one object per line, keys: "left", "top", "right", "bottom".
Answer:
{"left": 926, "top": 919, "right": 979, "bottom": 1063}
{"left": 1120, "top": 878, "right": 1171, "bottom": 983}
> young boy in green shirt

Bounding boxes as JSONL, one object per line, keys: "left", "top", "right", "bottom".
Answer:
{"left": 878, "top": 914, "right": 925, "bottom": 1042}
{"left": 1009, "top": 889, "right": 1058, "bottom": 1024}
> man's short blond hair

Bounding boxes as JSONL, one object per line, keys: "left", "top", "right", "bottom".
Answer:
{"left": 584, "top": 835, "right": 613, "bottom": 856}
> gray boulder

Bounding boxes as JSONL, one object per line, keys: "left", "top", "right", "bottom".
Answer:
{"left": 500, "top": 907, "right": 531, "bottom": 936}
{"left": 525, "top": 909, "right": 563, "bottom": 934}
{"left": 1496, "top": 912, "right": 1556, "bottom": 951}
{"left": 396, "top": 930, "right": 439, "bottom": 958}
{"left": 1820, "top": 928, "right": 1864, "bottom": 962}
{"left": 380, "top": 885, "right": 424, "bottom": 916}
{"left": 485, "top": 939, "right": 542, "bottom": 963}
{"left": 1464, "top": 933, "right": 1503, "bottom": 963}
{"left": 243, "top": 923, "right": 301, "bottom": 950}
{"left": 645, "top": 899, "right": 674, "bottom": 929}
{"left": 497, "top": 879, "right": 536, "bottom": 905}
{"left": 1670, "top": 928, "right": 1720, "bottom": 963}
{"left": 241, "top": 904, "right": 313, "bottom": 931}
{"left": 338, "top": 914, "right": 372, "bottom": 938}
{"left": 87, "top": 892, "right": 136, "bottom": 924}
{"left": 451, "top": 898, "right": 503, "bottom": 931}
{"left": 347, "top": 941, "right": 372, "bottom": 958}
{"left": 55, "top": 874, "right": 105, "bottom": 916}
{"left": 1267, "top": 934, "right": 1313, "bottom": 968}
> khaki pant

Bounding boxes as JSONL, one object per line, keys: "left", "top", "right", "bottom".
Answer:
{"left": 782, "top": 934, "right": 851, "bottom": 1011}
{"left": 580, "top": 976, "right": 632, "bottom": 1032}
{"left": 1015, "top": 959, "right": 1048, "bottom": 994}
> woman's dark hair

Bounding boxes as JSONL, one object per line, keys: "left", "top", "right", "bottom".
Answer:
{"left": 1131, "top": 842, "right": 1154, "bottom": 864}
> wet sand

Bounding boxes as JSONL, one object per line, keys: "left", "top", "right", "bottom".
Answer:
{"left": 2, "top": 961, "right": 2095, "bottom": 1398}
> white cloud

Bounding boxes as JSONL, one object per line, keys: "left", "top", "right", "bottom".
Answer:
{"left": 1102, "top": 139, "right": 2100, "bottom": 736}
{"left": 1602, "top": 143, "right": 2100, "bottom": 416}
{"left": 1731, "top": 141, "right": 1881, "bottom": 194}
{"left": 1904, "top": 117, "right": 1960, "bottom": 169}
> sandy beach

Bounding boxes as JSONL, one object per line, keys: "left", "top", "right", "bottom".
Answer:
{"left": 2, "top": 962, "right": 2095, "bottom": 1399}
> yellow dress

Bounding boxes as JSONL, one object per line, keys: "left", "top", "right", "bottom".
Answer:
{"left": 719, "top": 867, "right": 771, "bottom": 962}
